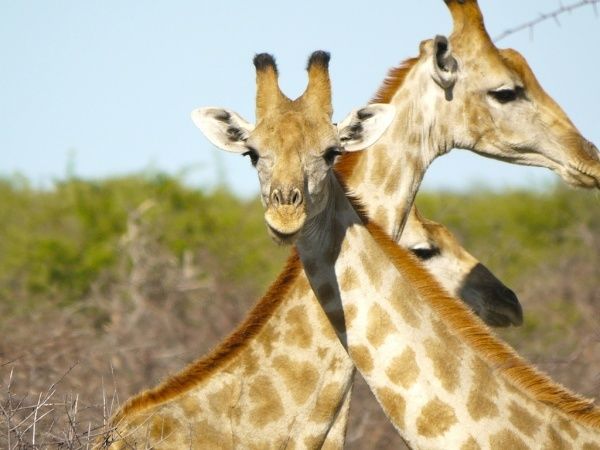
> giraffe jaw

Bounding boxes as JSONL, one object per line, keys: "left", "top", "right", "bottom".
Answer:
{"left": 266, "top": 223, "right": 301, "bottom": 245}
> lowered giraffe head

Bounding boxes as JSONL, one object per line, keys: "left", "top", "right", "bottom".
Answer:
{"left": 395, "top": 0, "right": 600, "bottom": 188}
{"left": 193, "top": 51, "right": 394, "bottom": 244}
{"left": 403, "top": 207, "right": 521, "bottom": 326}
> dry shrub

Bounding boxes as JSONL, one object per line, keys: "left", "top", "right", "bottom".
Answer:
{"left": 1, "top": 201, "right": 258, "bottom": 449}
{"left": 499, "top": 223, "right": 600, "bottom": 398}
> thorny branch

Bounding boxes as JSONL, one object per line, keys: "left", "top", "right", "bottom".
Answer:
{"left": 494, "top": 0, "right": 600, "bottom": 42}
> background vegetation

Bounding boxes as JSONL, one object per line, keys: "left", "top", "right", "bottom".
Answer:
{"left": 0, "top": 173, "right": 598, "bottom": 448}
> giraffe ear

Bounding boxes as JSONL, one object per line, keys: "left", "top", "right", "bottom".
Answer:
{"left": 432, "top": 35, "right": 458, "bottom": 90}
{"left": 191, "top": 107, "right": 255, "bottom": 154}
{"left": 337, "top": 104, "right": 395, "bottom": 152}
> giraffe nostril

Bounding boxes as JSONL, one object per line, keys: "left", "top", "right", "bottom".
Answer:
{"left": 291, "top": 188, "right": 303, "bottom": 208}
{"left": 271, "top": 189, "right": 282, "bottom": 206}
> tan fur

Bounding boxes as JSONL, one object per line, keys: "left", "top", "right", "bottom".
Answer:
{"left": 416, "top": 397, "right": 458, "bottom": 437}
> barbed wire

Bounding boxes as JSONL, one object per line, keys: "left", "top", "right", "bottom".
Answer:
{"left": 494, "top": 0, "right": 600, "bottom": 42}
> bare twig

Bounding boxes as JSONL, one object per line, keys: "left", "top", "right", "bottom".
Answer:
{"left": 494, "top": 0, "right": 600, "bottom": 42}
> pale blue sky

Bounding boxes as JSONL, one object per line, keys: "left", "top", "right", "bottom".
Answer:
{"left": 1, "top": 1, "right": 599, "bottom": 195}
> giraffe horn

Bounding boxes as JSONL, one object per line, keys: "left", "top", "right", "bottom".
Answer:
{"left": 253, "top": 53, "right": 284, "bottom": 120}
{"left": 302, "top": 51, "right": 333, "bottom": 118}
{"left": 444, "top": 0, "right": 492, "bottom": 46}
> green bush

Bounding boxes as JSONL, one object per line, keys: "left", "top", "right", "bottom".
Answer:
{"left": 0, "top": 173, "right": 287, "bottom": 313}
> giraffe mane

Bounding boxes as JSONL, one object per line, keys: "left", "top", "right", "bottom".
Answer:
{"left": 112, "top": 250, "right": 302, "bottom": 421}
{"left": 370, "top": 57, "right": 420, "bottom": 105}
{"left": 337, "top": 179, "right": 600, "bottom": 428}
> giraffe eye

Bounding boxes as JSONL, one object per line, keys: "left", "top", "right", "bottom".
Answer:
{"left": 411, "top": 246, "right": 440, "bottom": 260}
{"left": 242, "top": 147, "right": 259, "bottom": 166}
{"left": 323, "top": 146, "right": 343, "bottom": 165}
{"left": 488, "top": 87, "right": 524, "bottom": 104}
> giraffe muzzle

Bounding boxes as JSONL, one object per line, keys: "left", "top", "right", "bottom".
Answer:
{"left": 459, "top": 263, "right": 523, "bottom": 327}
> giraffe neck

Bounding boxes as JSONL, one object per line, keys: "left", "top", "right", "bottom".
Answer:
{"left": 297, "top": 174, "right": 600, "bottom": 449}
{"left": 339, "top": 59, "right": 449, "bottom": 241}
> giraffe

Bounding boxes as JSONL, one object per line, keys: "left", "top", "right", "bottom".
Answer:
{"left": 344, "top": 0, "right": 600, "bottom": 242}
{"left": 198, "top": 50, "right": 600, "bottom": 449}
{"left": 101, "top": 52, "right": 516, "bottom": 450}
{"left": 104, "top": 0, "right": 599, "bottom": 446}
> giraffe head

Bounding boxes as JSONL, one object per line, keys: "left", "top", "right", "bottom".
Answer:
{"left": 402, "top": 208, "right": 521, "bottom": 326}
{"left": 402, "top": 0, "right": 599, "bottom": 188}
{"left": 193, "top": 51, "right": 394, "bottom": 244}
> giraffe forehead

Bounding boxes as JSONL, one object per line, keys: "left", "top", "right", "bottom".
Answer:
{"left": 253, "top": 110, "right": 336, "bottom": 157}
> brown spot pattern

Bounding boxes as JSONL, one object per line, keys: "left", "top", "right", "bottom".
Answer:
{"left": 460, "top": 437, "right": 481, "bottom": 450}
{"left": 557, "top": 417, "right": 579, "bottom": 439}
{"left": 385, "top": 347, "right": 420, "bottom": 389}
{"left": 284, "top": 305, "right": 313, "bottom": 348}
{"left": 344, "top": 304, "right": 358, "bottom": 328}
{"left": 416, "top": 397, "right": 457, "bottom": 438}
{"left": 259, "top": 322, "right": 280, "bottom": 356}
{"left": 193, "top": 419, "right": 229, "bottom": 449}
{"left": 389, "top": 280, "right": 421, "bottom": 328}
{"left": 181, "top": 395, "right": 199, "bottom": 417}
{"left": 248, "top": 375, "right": 284, "bottom": 427}
{"left": 360, "top": 250, "right": 382, "bottom": 286}
{"left": 489, "top": 429, "right": 528, "bottom": 450}
{"left": 208, "top": 382, "right": 234, "bottom": 416}
{"left": 543, "top": 425, "right": 570, "bottom": 450}
{"left": 424, "top": 337, "right": 461, "bottom": 393}
{"left": 366, "top": 304, "right": 397, "bottom": 348}
{"left": 583, "top": 443, "right": 600, "bottom": 450}
{"left": 304, "top": 435, "right": 324, "bottom": 449}
{"left": 310, "top": 382, "right": 344, "bottom": 424}
{"left": 349, "top": 345, "right": 374, "bottom": 373}
{"left": 376, "top": 387, "right": 406, "bottom": 429}
{"left": 508, "top": 401, "right": 541, "bottom": 437}
{"left": 273, "top": 355, "right": 319, "bottom": 405}
{"left": 431, "top": 319, "right": 463, "bottom": 356}
{"left": 340, "top": 266, "right": 358, "bottom": 291}
{"left": 317, "top": 346, "right": 328, "bottom": 359}
{"left": 467, "top": 356, "right": 500, "bottom": 421}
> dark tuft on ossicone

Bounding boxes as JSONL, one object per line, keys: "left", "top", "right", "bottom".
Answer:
{"left": 307, "top": 51, "right": 331, "bottom": 70}
{"left": 253, "top": 53, "right": 278, "bottom": 74}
